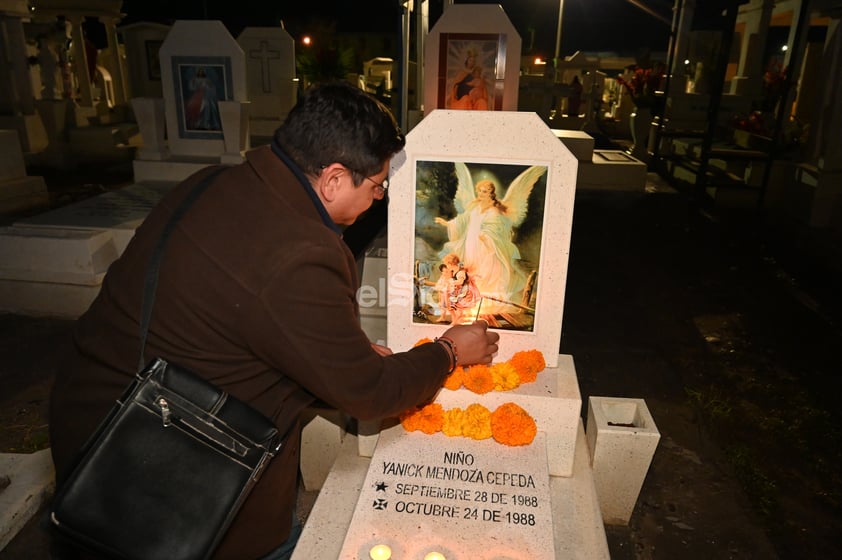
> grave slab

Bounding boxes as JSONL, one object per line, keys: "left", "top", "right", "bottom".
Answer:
{"left": 0, "top": 181, "right": 172, "bottom": 317}
{"left": 292, "top": 421, "right": 609, "bottom": 560}
{"left": 340, "top": 429, "right": 555, "bottom": 560}
{"left": 16, "top": 181, "right": 172, "bottom": 254}
{"left": 578, "top": 150, "right": 647, "bottom": 191}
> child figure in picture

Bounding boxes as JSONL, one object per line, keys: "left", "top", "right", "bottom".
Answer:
{"left": 442, "top": 253, "right": 480, "bottom": 325}
{"left": 434, "top": 264, "right": 451, "bottom": 323}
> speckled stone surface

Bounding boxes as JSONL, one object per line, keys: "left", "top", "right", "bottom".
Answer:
{"left": 356, "top": 355, "right": 581, "bottom": 478}
{"left": 386, "top": 109, "right": 578, "bottom": 368}
{"left": 586, "top": 397, "right": 660, "bottom": 525}
{"left": 339, "top": 429, "right": 555, "bottom": 560}
{"left": 292, "top": 422, "right": 609, "bottom": 560}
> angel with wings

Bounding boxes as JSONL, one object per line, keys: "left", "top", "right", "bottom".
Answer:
{"left": 433, "top": 162, "right": 547, "bottom": 316}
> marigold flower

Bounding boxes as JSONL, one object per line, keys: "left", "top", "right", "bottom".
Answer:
{"left": 413, "top": 338, "right": 434, "bottom": 348}
{"left": 441, "top": 407, "right": 465, "bottom": 437}
{"left": 491, "top": 402, "right": 537, "bottom": 446}
{"left": 461, "top": 403, "right": 492, "bottom": 440}
{"left": 462, "top": 364, "right": 494, "bottom": 394}
{"left": 509, "top": 350, "right": 545, "bottom": 383}
{"left": 400, "top": 403, "right": 444, "bottom": 434}
{"left": 490, "top": 362, "right": 521, "bottom": 391}
{"left": 443, "top": 366, "right": 465, "bottom": 390}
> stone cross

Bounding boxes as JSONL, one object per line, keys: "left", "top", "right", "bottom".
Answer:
{"left": 249, "top": 41, "right": 281, "bottom": 94}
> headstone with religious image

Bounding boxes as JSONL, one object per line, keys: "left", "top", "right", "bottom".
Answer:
{"left": 422, "top": 4, "right": 522, "bottom": 115}
{"left": 236, "top": 26, "right": 297, "bottom": 141}
{"left": 133, "top": 20, "right": 247, "bottom": 183}
{"left": 292, "top": 110, "right": 612, "bottom": 559}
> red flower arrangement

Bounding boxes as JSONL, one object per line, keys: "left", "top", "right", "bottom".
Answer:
{"left": 617, "top": 65, "right": 663, "bottom": 109}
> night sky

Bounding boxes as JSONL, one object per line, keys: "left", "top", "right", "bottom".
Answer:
{"left": 117, "top": 0, "right": 673, "bottom": 58}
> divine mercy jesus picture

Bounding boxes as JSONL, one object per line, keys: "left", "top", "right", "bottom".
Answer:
{"left": 412, "top": 160, "right": 548, "bottom": 332}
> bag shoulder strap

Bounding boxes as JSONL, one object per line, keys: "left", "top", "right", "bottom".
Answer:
{"left": 138, "top": 166, "right": 229, "bottom": 371}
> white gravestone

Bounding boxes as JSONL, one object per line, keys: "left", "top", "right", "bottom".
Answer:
{"left": 237, "top": 27, "right": 296, "bottom": 139}
{"left": 340, "top": 429, "right": 555, "bottom": 560}
{"left": 387, "top": 110, "right": 577, "bottom": 367}
{"left": 159, "top": 20, "right": 247, "bottom": 159}
{"left": 423, "top": 4, "right": 521, "bottom": 115}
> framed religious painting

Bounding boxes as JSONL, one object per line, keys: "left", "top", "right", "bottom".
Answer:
{"left": 437, "top": 33, "right": 507, "bottom": 111}
{"left": 386, "top": 111, "right": 578, "bottom": 367}
{"left": 171, "top": 55, "right": 233, "bottom": 140}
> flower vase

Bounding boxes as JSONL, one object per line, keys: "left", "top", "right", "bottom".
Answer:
{"left": 629, "top": 107, "right": 652, "bottom": 160}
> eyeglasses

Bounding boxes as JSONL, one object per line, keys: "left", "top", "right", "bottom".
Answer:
{"left": 366, "top": 175, "right": 389, "bottom": 197}
{"left": 322, "top": 164, "right": 389, "bottom": 197}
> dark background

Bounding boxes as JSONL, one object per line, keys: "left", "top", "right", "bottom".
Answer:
{"left": 111, "top": 0, "right": 673, "bottom": 58}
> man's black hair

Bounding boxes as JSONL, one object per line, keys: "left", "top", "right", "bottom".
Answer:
{"left": 274, "top": 82, "right": 405, "bottom": 185}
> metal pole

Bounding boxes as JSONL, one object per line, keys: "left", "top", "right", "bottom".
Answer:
{"left": 400, "top": 1, "right": 411, "bottom": 130}
{"left": 554, "top": 0, "right": 565, "bottom": 64}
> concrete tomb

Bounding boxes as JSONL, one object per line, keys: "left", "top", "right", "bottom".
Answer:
{"left": 293, "top": 110, "right": 614, "bottom": 558}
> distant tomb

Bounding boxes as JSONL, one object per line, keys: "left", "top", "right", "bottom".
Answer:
{"left": 423, "top": 4, "right": 522, "bottom": 115}
{"left": 237, "top": 26, "right": 296, "bottom": 141}
{"left": 133, "top": 20, "right": 248, "bottom": 182}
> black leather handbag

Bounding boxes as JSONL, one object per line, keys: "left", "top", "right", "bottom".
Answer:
{"left": 50, "top": 167, "right": 288, "bottom": 560}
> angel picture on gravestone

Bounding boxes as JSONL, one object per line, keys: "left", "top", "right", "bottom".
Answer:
{"left": 413, "top": 160, "right": 547, "bottom": 331}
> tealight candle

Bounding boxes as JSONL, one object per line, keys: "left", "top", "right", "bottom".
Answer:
{"left": 424, "top": 552, "right": 446, "bottom": 560}
{"left": 369, "top": 544, "right": 392, "bottom": 560}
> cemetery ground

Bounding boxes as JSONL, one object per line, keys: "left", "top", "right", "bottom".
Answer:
{"left": 1, "top": 165, "right": 842, "bottom": 559}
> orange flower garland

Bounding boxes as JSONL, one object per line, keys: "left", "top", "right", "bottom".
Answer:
{"left": 491, "top": 403, "right": 538, "bottom": 446}
{"left": 437, "top": 348, "right": 546, "bottom": 394}
{"left": 401, "top": 402, "right": 537, "bottom": 446}
{"left": 442, "top": 366, "right": 465, "bottom": 390}
{"left": 399, "top": 403, "right": 444, "bottom": 434}
{"left": 461, "top": 364, "right": 494, "bottom": 394}
{"left": 441, "top": 407, "right": 465, "bottom": 437}
{"left": 508, "top": 349, "right": 545, "bottom": 384}
{"left": 490, "top": 362, "right": 520, "bottom": 391}
{"left": 461, "top": 403, "right": 493, "bottom": 440}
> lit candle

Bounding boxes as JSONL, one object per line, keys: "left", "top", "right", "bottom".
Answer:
{"left": 369, "top": 544, "right": 392, "bottom": 560}
{"left": 424, "top": 553, "right": 446, "bottom": 560}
